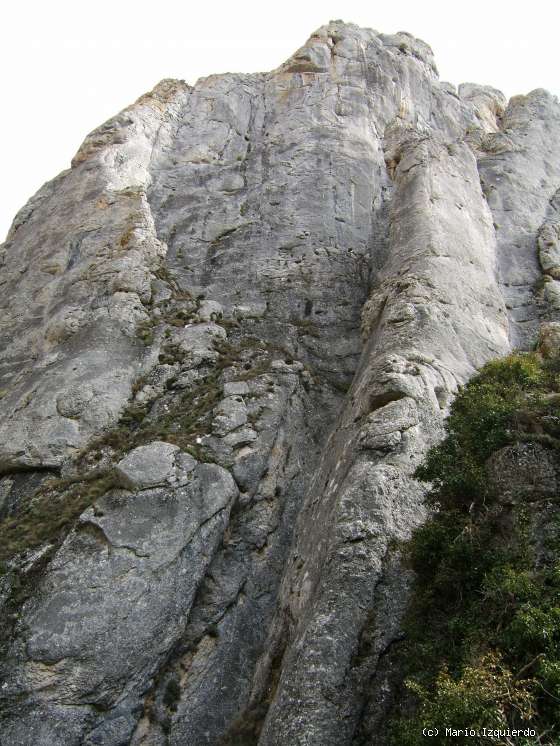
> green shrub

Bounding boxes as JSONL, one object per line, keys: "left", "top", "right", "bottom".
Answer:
{"left": 393, "top": 653, "right": 536, "bottom": 746}
{"left": 390, "top": 353, "right": 560, "bottom": 744}
{"left": 415, "top": 353, "right": 559, "bottom": 511}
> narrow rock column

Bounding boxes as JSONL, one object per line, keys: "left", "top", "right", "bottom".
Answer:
{"left": 258, "top": 124, "right": 510, "bottom": 746}
{"left": 474, "top": 89, "right": 560, "bottom": 347}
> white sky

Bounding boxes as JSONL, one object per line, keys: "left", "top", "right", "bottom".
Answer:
{"left": 1, "top": 0, "right": 558, "bottom": 241}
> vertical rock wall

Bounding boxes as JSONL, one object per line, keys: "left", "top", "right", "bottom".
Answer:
{"left": 0, "top": 20, "right": 559, "bottom": 746}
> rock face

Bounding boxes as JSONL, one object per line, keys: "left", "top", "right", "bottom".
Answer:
{"left": 0, "top": 20, "right": 558, "bottom": 746}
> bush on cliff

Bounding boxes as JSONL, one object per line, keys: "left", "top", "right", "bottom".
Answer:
{"left": 390, "top": 352, "right": 560, "bottom": 746}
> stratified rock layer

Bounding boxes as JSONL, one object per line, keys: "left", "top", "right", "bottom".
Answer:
{"left": 0, "top": 20, "right": 559, "bottom": 746}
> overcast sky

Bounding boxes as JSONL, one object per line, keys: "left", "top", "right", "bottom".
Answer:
{"left": 1, "top": 0, "right": 558, "bottom": 240}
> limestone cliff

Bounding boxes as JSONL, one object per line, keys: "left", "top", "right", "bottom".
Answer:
{"left": 0, "top": 20, "right": 559, "bottom": 745}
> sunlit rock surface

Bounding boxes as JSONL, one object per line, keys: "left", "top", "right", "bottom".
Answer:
{"left": 0, "top": 20, "right": 559, "bottom": 746}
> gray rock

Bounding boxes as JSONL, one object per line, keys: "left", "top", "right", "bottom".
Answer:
{"left": 212, "top": 396, "right": 248, "bottom": 436}
{"left": 0, "top": 461, "right": 238, "bottom": 745}
{"left": 56, "top": 383, "right": 95, "bottom": 418}
{"left": 538, "top": 219, "right": 560, "bottom": 278}
{"left": 458, "top": 82, "right": 506, "bottom": 131}
{"left": 172, "top": 322, "right": 226, "bottom": 367}
{"left": 359, "top": 397, "right": 419, "bottom": 451}
{"left": 223, "top": 426, "right": 258, "bottom": 448}
{"left": 0, "top": 80, "right": 189, "bottom": 473}
{"left": 223, "top": 381, "right": 249, "bottom": 397}
{"left": 259, "top": 117, "right": 510, "bottom": 746}
{"left": 1, "top": 18, "right": 559, "bottom": 746}
{"left": 197, "top": 299, "right": 224, "bottom": 321}
{"left": 477, "top": 90, "right": 560, "bottom": 347}
{"left": 115, "top": 441, "right": 180, "bottom": 490}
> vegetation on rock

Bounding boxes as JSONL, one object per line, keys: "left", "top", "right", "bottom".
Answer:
{"left": 0, "top": 319, "right": 289, "bottom": 567}
{"left": 391, "top": 353, "right": 560, "bottom": 745}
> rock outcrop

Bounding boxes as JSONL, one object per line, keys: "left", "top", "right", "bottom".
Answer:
{"left": 0, "top": 20, "right": 559, "bottom": 746}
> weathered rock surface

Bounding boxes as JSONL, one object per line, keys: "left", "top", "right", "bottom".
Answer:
{"left": 115, "top": 441, "right": 183, "bottom": 489}
{"left": 0, "top": 19, "right": 559, "bottom": 746}
{"left": 1, "top": 459, "right": 237, "bottom": 745}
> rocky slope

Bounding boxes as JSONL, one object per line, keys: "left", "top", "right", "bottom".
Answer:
{"left": 0, "top": 20, "right": 559, "bottom": 746}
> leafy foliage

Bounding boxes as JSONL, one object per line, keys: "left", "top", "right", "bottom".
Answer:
{"left": 393, "top": 653, "right": 537, "bottom": 746}
{"left": 415, "top": 353, "right": 557, "bottom": 511}
{"left": 391, "top": 353, "right": 560, "bottom": 745}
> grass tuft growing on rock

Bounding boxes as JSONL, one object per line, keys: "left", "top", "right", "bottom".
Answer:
{"left": 0, "top": 473, "right": 119, "bottom": 566}
{"left": 0, "top": 319, "right": 290, "bottom": 567}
